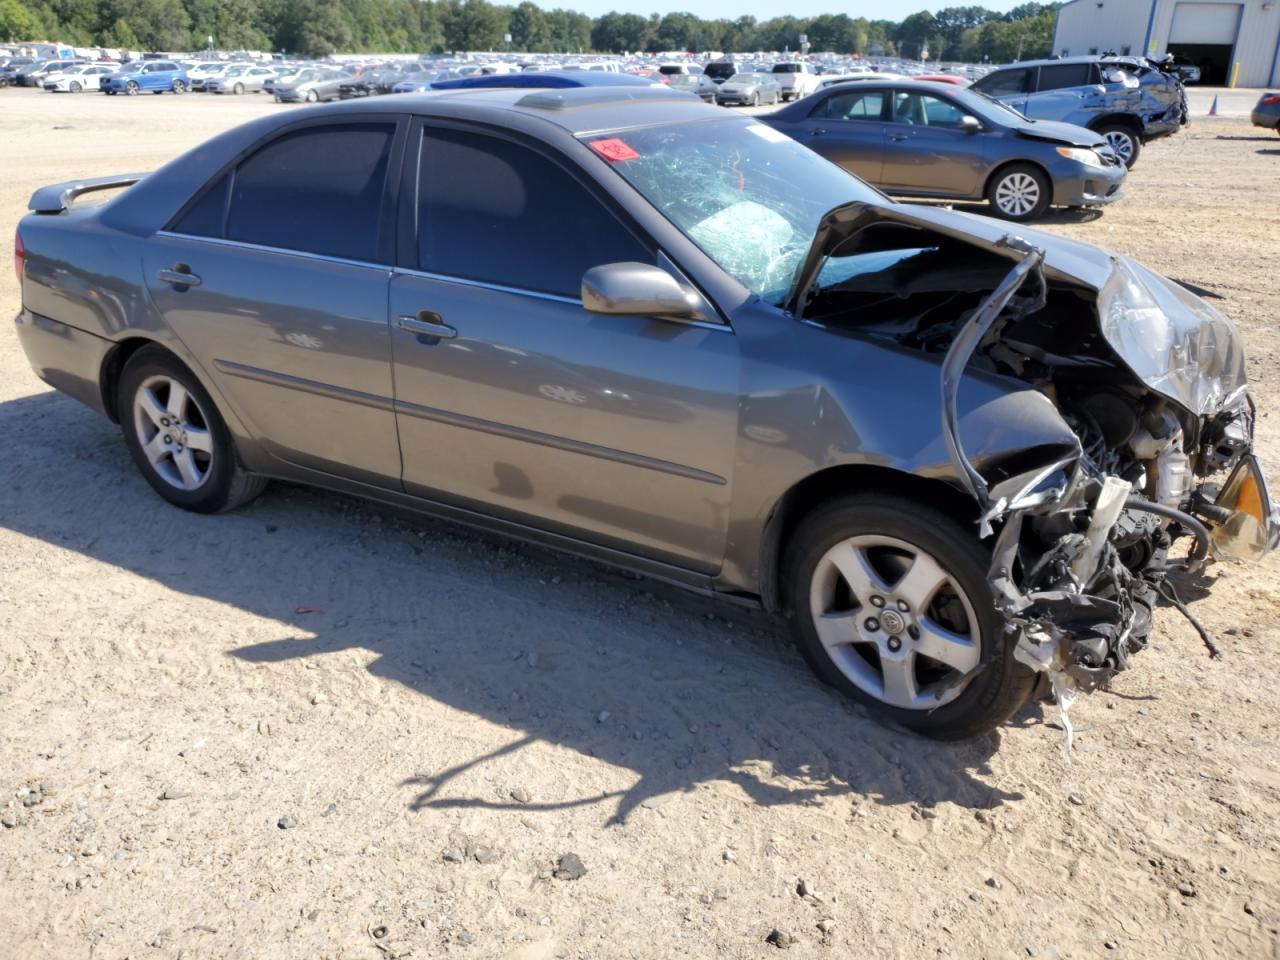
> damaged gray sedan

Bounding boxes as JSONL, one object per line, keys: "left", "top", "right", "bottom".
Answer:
{"left": 13, "top": 88, "right": 1276, "bottom": 739}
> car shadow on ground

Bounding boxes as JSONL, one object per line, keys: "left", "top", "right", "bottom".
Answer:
{"left": 1257, "top": 148, "right": 1280, "bottom": 157}
{"left": 2, "top": 389, "right": 1037, "bottom": 824}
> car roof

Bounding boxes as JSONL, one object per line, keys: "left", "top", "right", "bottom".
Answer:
{"left": 299, "top": 85, "right": 714, "bottom": 137}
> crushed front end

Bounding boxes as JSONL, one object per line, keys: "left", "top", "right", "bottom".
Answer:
{"left": 940, "top": 241, "right": 1276, "bottom": 719}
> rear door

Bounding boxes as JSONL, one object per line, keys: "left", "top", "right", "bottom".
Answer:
{"left": 143, "top": 116, "right": 407, "bottom": 487}
{"left": 1022, "top": 61, "right": 1100, "bottom": 123}
{"left": 386, "top": 122, "right": 739, "bottom": 571}
{"left": 794, "top": 86, "right": 889, "bottom": 183}
{"left": 881, "top": 89, "right": 985, "bottom": 196}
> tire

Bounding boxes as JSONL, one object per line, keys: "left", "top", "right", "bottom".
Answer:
{"left": 118, "top": 345, "right": 267, "bottom": 514}
{"left": 1096, "top": 123, "right": 1141, "bottom": 169}
{"left": 750, "top": 91, "right": 760, "bottom": 107}
{"left": 172, "top": 79, "right": 185, "bottom": 93}
{"left": 125, "top": 80, "right": 138, "bottom": 95}
{"left": 986, "top": 162, "right": 1052, "bottom": 222}
{"left": 69, "top": 81, "right": 81, "bottom": 93}
{"left": 782, "top": 493, "right": 1036, "bottom": 740}
{"left": 233, "top": 82, "right": 244, "bottom": 95}
{"left": 305, "top": 89, "right": 318, "bottom": 102}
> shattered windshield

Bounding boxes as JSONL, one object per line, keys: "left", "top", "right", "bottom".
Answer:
{"left": 583, "top": 118, "right": 880, "bottom": 305}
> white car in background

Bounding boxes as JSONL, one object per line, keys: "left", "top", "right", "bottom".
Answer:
{"left": 42, "top": 63, "right": 116, "bottom": 92}
{"left": 770, "top": 61, "right": 821, "bottom": 101}
{"left": 188, "top": 61, "right": 241, "bottom": 91}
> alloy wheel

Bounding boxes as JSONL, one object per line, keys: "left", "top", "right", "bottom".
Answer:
{"left": 126, "top": 80, "right": 138, "bottom": 95}
{"left": 807, "top": 534, "right": 981, "bottom": 710}
{"left": 994, "top": 171, "right": 1041, "bottom": 218}
{"left": 132, "top": 375, "right": 215, "bottom": 491}
{"left": 1104, "top": 130, "right": 1135, "bottom": 165}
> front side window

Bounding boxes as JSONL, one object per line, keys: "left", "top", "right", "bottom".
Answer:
{"left": 417, "top": 128, "right": 650, "bottom": 298}
{"left": 889, "top": 92, "right": 968, "bottom": 127}
{"left": 216, "top": 123, "right": 394, "bottom": 262}
{"left": 814, "top": 89, "right": 886, "bottom": 120}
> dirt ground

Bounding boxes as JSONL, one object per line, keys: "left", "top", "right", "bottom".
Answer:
{"left": 1, "top": 88, "right": 1278, "bottom": 960}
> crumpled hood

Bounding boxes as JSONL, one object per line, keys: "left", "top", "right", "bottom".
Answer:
{"left": 1013, "top": 118, "right": 1105, "bottom": 148}
{"left": 788, "top": 200, "right": 1118, "bottom": 317}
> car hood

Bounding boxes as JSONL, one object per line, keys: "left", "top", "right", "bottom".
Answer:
{"left": 1010, "top": 118, "right": 1104, "bottom": 148}
{"left": 787, "top": 201, "right": 1117, "bottom": 317}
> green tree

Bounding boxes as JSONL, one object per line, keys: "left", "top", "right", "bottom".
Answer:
{"left": 0, "top": 0, "right": 42, "bottom": 41}
{"left": 441, "top": 0, "right": 506, "bottom": 51}
{"left": 508, "top": 1, "right": 547, "bottom": 50}
{"left": 591, "top": 10, "right": 647, "bottom": 54}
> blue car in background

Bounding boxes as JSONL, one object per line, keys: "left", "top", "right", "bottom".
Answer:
{"left": 970, "top": 56, "right": 1187, "bottom": 168}
{"left": 390, "top": 69, "right": 459, "bottom": 93}
{"left": 100, "top": 60, "right": 189, "bottom": 96}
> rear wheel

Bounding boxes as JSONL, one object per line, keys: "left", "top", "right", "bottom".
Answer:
{"left": 987, "top": 163, "right": 1051, "bottom": 221}
{"left": 783, "top": 494, "right": 1035, "bottom": 739}
{"left": 1096, "top": 123, "right": 1141, "bottom": 168}
{"left": 119, "top": 346, "right": 266, "bottom": 514}
{"left": 172, "top": 79, "right": 185, "bottom": 93}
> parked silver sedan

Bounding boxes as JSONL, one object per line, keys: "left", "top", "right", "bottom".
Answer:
{"left": 273, "top": 67, "right": 348, "bottom": 103}
{"left": 205, "top": 64, "right": 276, "bottom": 95}
{"left": 715, "top": 72, "right": 782, "bottom": 107}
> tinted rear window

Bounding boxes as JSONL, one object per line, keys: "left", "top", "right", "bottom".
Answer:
{"left": 1037, "top": 63, "right": 1095, "bottom": 91}
{"left": 974, "top": 68, "right": 1031, "bottom": 96}
{"left": 772, "top": 63, "right": 801, "bottom": 73}
{"left": 225, "top": 123, "right": 394, "bottom": 262}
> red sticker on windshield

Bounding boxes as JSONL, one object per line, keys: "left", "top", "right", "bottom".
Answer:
{"left": 588, "top": 138, "right": 640, "bottom": 162}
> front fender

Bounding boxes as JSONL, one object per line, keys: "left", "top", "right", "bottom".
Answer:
{"left": 718, "top": 299, "right": 1081, "bottom": 593}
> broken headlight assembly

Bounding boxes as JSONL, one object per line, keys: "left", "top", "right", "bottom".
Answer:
{"left": 1211, "top": 454, "right": 1280, "bottom": 560}
{"left": 1097, "top": 258, "right": 1248, "bottom": 417}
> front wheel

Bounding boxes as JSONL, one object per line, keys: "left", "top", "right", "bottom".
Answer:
{"left": 305, "top": 89, "right": 318, "bottom": 102}
{"left": 783, "top": 494, "right": 1035, "bottom": 740}
{"left": 233, "top": 82, "right": 244, "bottom": 95}
{"left": 1096, "top": 124, "right": 1141, "bottom": 168}
{"left": 987, "top": 163, "right": 1051, "bottom": 221}
{"left": 119, "top": 346, "right": 266, "bottom": 514}
{"left": 125, "top": 80, "right": 139, "bottom": 95}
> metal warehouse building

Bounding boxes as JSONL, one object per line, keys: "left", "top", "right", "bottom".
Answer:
{"left": 1053, "top": 0, "right": 1280, "bottom": 86}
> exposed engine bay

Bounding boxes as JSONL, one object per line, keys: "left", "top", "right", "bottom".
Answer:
{"left": 797, "top": 215, "right": 1275, "bottom": 725}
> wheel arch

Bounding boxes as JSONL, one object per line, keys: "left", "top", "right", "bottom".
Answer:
{"left": 981, "top": 158, "right": 1051, "bottom": 202}
{"left": 757, "top": 464, "right": 978, "bottom": 615}
{"left": 1087, "top": 113, "right": 1142, "bottom": 135}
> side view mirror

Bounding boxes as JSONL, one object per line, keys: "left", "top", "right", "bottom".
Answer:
{"left": 959, "top": 115, "right": 982, "bottom": 133}
{"left": 582, "top": 263, "right": 699, "bottom": 321}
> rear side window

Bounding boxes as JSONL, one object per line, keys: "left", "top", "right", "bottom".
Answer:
{"left": 416, "top": 128, "right": 650, "bottom": 298}
{"left": 813, "top": 89, "right": 885, "bottom": 120}
{"left": 773, "top": 63, "right": 801, "bottom": 73}
{"left": 173, "top": 174, "right": 229, "bottom": 238}
{"left": 974, "top": 68, "right": 1032, "bottom": 96}
{"left": 225, "top": 123, "right": 394, "bottom": 262}
{"left": 1036, "top": 63, "right": 1095, "bottom": 91}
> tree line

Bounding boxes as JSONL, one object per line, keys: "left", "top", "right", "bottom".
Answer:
{"left": 2, "top": 0, "right": 1058, "bottom": 63}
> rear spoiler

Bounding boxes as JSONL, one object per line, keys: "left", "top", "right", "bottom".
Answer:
{"left": 28, "top": 172, "right": 148, "bottom": 214}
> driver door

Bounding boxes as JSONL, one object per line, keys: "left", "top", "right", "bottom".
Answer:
{"left": 387, "top": 122, "right": 739, "bottom": 571}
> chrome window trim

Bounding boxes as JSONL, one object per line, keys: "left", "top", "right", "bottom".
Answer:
{"left": 156, "top": 230, "right": 393, "bottom": 272}
{"left": 157, "top": 232, "right": 731, "bottom": 334}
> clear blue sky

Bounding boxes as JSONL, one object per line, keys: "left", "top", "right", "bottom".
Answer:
{"left": 561, "top": 0, "right": 1037, "bottom": 21}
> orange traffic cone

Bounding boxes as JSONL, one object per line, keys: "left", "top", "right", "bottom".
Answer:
{"left": 1208, "top": 95, "right": 1219, "bottom": 116}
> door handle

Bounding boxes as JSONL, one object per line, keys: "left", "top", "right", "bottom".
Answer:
{"left": 889, "top": 134, "right": 909, "bottom": 142}
{"left": 398, "top": 312, "right": 457, "bottom": 340}
{"left": 157, "top": 265, "right": 201, "bottom": 287}
{"left": 810, "top": 127, "right": 826, "bottom": 136}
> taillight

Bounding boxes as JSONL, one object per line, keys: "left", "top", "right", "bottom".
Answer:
{"left": 1262, "top": 94, "right": 1280, "bottom": 105}
{"left": 13, "top": 228, "right": 23, "bottom": 286}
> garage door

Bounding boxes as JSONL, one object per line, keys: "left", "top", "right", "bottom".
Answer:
{"left": 1169, "top": 2, "right": 1241, "bottom": 45}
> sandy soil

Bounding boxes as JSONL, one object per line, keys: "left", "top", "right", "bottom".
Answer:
{"left": 1, "top": 88, "right": 1278, "bottom": 960}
